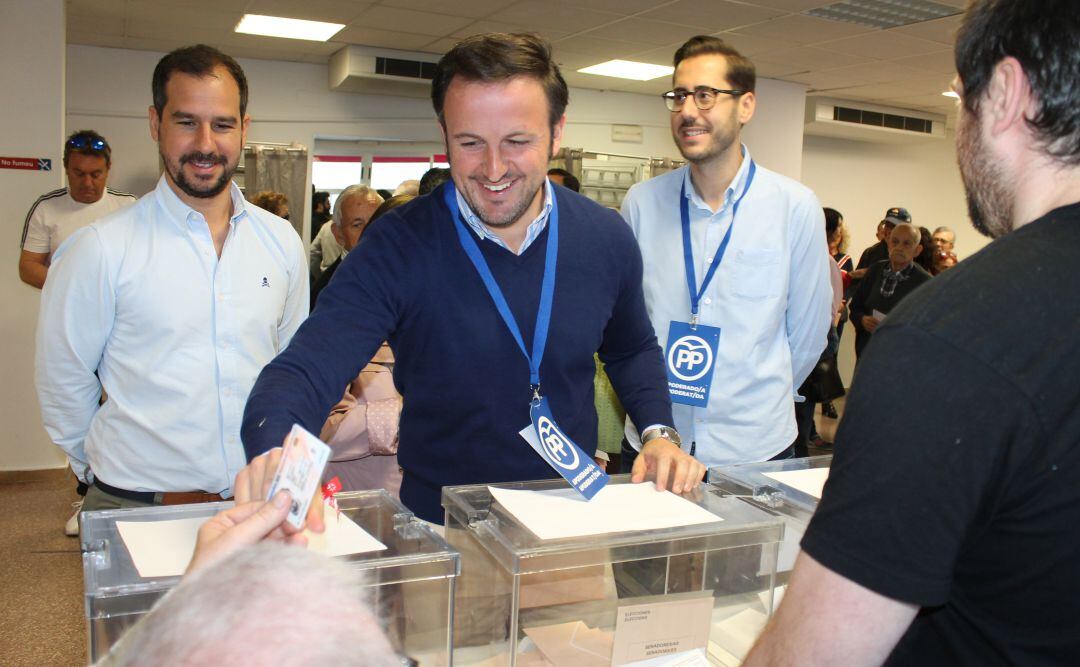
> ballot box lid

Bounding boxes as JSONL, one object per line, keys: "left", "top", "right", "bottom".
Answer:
{"left": 441, "top": 474, "right": 783, "bottom": 575}
{"left": 82, "top": 489, "right": 458, "bottom": 603}
{"left": 709, "top": 455, "right": 833, "bottom": 526}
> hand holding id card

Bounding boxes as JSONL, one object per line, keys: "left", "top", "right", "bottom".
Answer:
{"left": 266, "top": 424, "right": 331, "bottom": 530}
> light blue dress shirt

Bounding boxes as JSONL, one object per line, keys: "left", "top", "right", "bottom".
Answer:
{"left": 455, "top": 179, "right": 554, "bottom": 254}
{"left": 36, "top": 176, "right": 308, "bottom": 496}
{"left": 621, "top": 147, "right": 832, "bottom": 466}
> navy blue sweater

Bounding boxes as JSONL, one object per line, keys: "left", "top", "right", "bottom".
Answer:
{"left": 242, "top": 184, "right": 673, "bottom": 522}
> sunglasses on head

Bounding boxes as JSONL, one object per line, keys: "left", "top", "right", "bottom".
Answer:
{"left": 67, "top": 136, "right": 108, "bottom": 151}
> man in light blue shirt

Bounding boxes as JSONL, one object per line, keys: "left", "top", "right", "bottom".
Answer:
{"left": 622, "top": 35, "right": 832, "bottom": 467}
{"left": 36, "top": 45, "right": 307, "bottom": 511}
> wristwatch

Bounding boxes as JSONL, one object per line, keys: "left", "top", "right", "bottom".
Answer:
{"left": 641, "top": 425, "right": 682, "bottom": 448}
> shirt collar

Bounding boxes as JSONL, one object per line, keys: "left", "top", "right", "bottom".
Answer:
{"left": 154, "top": 174, "right": 249, "bottom": 230}
{"left": 683, "top": 144, "right": 752, "bottom": 214}
{"left": 454, "top": 179, "right": 554, "bottom": 254}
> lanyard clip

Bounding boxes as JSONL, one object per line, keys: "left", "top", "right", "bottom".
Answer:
{"left": 531, "top": 384, "right": 542, "bottom": 404}
{"left": 689, "top": 311, "right": 700, "bottom": 329}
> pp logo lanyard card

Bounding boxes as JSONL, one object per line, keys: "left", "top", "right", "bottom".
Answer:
{"left": 444, "top": 183, "right": 609, "bottom": 500}
{"left": 665, "top": 321, "right": 721, "bottom": 408}
{"left": 669, "top": 159, "right": 756, "bottom": 407}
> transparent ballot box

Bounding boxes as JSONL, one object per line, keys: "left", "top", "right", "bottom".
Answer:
{"left": 81, "top": 490, "right": 458, "bottom": 664}
{"left": 442, "top": 475, "right": 784, "bottom": 666}
{"left": 709, "top": 455, "right": 833, "bottom": 575}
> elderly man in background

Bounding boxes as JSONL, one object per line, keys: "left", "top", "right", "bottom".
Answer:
{"left": 310, "top": 184, "right": 384, "bottom": 307}
{"left": 848, "top": 222, "right": 931, "bottom": 360}
{"left": 932, "top": 225, "right": 956, "bottom": 254}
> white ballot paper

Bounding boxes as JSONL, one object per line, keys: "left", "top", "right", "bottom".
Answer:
{"left": 116, "top": 507, "right": 386, "bottom": 578}
{"left": 488, "top": 482, "right": 720, "bottom": 541}
{"left": 762, "top": 467, "right": 831, "bottom": 500}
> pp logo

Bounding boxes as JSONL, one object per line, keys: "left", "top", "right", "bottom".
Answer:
{"left": 537, "top": 416, "right": 579, "bottom": 470}
{"left": 667, "top": 335, "right": 713, "bottom": 381}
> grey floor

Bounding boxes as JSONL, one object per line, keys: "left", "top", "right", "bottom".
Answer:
{"left": 0, "top": 468, "right": 86, "bottom": 666}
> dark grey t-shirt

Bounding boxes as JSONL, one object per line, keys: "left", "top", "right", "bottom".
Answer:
{"left": 802, "top": 203, "right": 1080, "bottom": 665}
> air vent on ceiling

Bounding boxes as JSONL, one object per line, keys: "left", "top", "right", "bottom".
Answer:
{"left": 805, "top": 98, "right": 945, "bottom": 144}
{"left": 329, "top": 46, "right": 441, "bottom": 98}
{"left": 374, "top": 57, "right": 437, "bottom": 81}
{"left": 806, "top": 0, "right": 961, "bottom": 29}
{"left": 833, "top": 105, "right": 933, "bottom": 134}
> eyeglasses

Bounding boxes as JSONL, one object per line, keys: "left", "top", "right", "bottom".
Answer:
{"left": 67, "top": 136, "right": 108, "bottom": 152}
{"left": 662, "top": 86, "right": 746, "bottom": 111}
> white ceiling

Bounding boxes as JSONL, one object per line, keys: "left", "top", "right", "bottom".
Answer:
{"left": 66, "top": 0, "right": 965, "bottom": 116}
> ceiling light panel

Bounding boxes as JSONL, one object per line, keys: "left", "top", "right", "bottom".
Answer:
{"left": 235, "top": 14, "right": 345, "bottom": 41}
{"left": 806, "top": 0, "right": 961, "bottom": 29}
{"left": 578, "top": 60, "right": 674, "bottom": 81}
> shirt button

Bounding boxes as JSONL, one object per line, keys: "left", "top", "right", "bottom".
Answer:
{"left": 705, "top": 256, "right": 713, "bottom": 262}
{"left": 704, "top": 297, "right": 712, "bottom": 305}
{"left": 223, "top": 387, "right": 232, "bottom": 397}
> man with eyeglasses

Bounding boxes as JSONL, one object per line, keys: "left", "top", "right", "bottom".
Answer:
{"left": 620, "top": 36, "right": 832, "bottom": 469}
{"left": 19, "top": 130, "right": 136, "bottom": 289}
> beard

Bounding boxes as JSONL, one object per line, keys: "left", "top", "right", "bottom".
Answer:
{"left": 163, "top": 150, "right": 235, "bottom": 200}
{"left": 459, "top": 175, "right": 543, "bottom": 229}
{"left": 452, "top": 137, "right": 553, "bottom": 230}
{"left": 956, "top": 113, "right": 1014, "bottom": 239}
{"left": 673, "top": 109, "right": 739, "bottom": 165}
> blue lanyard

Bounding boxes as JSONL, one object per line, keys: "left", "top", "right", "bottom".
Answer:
{"left": 680, "top": 160, "right": 756, "bottom": 326}
{"left": 444, "top": 183, "right": 557, "bottom": 393}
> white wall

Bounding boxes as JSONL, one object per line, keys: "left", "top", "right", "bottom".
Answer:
{"left": 801, "top": 132, "right": 983, "bottom": 384}
{"left": 1, "top": 0, "right": 69, "bottom": 470}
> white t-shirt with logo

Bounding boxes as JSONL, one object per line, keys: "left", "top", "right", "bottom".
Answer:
{"left": 21, "top": 187, "right": 137, "bottom": 256}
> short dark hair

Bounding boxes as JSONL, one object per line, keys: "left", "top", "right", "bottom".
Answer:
{"left": 418, "top": 167, "right": 452, "bottom": 195}
{"left": 312, "top": 191, "right": 330, "bottom": 210}
{"left": 547, "top": 168, "right": 580, "bottom": 192}
{"left": 955, "top": 0, "right": 1080, "bottom": 164}
{"left": 673, "top": 36, "right": 756, "bottom": 94}
{"left": 431, "top": 33, "right": 568, "bottom": 129}
{"left": 823, "top": 207, "right": 843, "bottom": 236}
{"left": 152, "top": 44, "right": 249, "bottom": 119}
{"left": 64, "top": 130, "right": 111, "bottom": 167}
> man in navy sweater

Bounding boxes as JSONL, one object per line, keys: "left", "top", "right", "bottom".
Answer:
{"left": 236, "top": 33, "right": 703, "bottom": 524}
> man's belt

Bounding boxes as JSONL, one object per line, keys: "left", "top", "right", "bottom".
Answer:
{"left": 93, "top": 479, "right": 225, "bottom": 505}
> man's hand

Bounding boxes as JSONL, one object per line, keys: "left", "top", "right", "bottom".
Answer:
{"left": 186, "top": 491, "right": 306, "bottom": 575}
{"left": 631, "top": 438, "right": 705, "bottom": 493}
{"left": 861, "top": 315, "right": 880, "bottom": 333}
{"left": 849, "top": 267, "right": 868, "bottom": 280}
{"left": 233, "top": 447, "right": 325, "bottom": 535}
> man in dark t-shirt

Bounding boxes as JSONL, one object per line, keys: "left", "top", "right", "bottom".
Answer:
{"left": 745, "top": 2, "right": 1080, "bottom": 665}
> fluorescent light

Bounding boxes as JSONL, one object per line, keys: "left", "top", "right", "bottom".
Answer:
{"left": 942, "top": 91, "right": 959, "bottom": 98}
{"left": 235, "top": 14, "right": 344, "bottom": 42}
{"left": 578, "top": 60, "right": 673, "bottom": 81}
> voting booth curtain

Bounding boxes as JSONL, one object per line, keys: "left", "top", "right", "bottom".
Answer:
{"left": 243, "top": 143, "right": 308, "bottom": 238}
